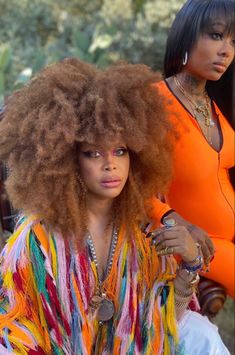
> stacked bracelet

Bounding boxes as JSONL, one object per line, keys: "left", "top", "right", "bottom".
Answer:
{"left": 174, "top": 268, "right": 199, "bottom": 315}
{"left": 176, "top": 267, "right": 200, "bottom": 289}
{"left": 174, "top": 287, "right": 193, "bottom": 298}
{"left": 182, "top": 254, "right": 203, "bottom": 272}
{"left": 174, "top": 292, "right": 193, "bottom": 310}
{"left": 181, "top": 243, "right": 203, "bottom": 272}
{"left": 174, "top": 291, "right": 192, "bottom": 302}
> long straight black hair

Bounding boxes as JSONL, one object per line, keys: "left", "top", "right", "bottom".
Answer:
{"left": 164, "top": 0, "right": 235, "bottom": 126}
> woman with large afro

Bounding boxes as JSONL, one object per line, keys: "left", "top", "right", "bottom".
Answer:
{"left": 0, "top": 58, "right": 228, "bottom": 354}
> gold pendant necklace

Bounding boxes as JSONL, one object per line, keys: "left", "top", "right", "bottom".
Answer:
{"left": 174, "top": 76, "right": 215, "bottom": 144}
{"left": 87, "top": 226, "right": 118, "bottom": 322}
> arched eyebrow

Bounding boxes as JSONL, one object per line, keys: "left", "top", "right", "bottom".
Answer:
{"left": 204, "top": 20, "right": 234, "bottom": 36}
{"left": 206, "top": 22, "right": 226, "bottom": 31}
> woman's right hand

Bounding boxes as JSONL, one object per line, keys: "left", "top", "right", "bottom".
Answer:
{"left": 162, "top": 211, "right": 215, "bottom": 265}
{"left": 150, "top": 224, "right": 198, "bottom": 263}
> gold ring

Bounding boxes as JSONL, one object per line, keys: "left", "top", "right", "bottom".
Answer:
{"left": 157, "top": 249, "right": 166, "bottom": 256}
{"left": 163, "top": 247, "right": 171, "bottom": 254}
{"left": 157, "top": 246, "right": 174, "bottom": 256}
{"left": 167, "top": 246, "right": 174, "bottom": 254}
{"left": 165, "top": 246, "right": 169, "bottom": 254}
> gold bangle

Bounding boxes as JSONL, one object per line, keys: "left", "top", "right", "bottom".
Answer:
{"left": 177, "top": 268, "right": 200, "bottom": 287}
{"left": 174, "top": 292, "right": 192, "bottom": 301}
{"left": 174, "top": 276, "right": 192, "bottom": 290}
{"left": 174, "top": 287, "right": 193, "bottom": 298}
{"left": 175, "top": 292, "right": 192, "bottom": 301}
{"left": 175, "top": 299, "right": 191, "bottom": 309}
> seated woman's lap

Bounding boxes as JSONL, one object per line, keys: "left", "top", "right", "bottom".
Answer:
{"left": 178, "top": 310, "right": 229, "bottom": 355}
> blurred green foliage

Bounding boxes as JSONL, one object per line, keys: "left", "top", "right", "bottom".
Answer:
{"left": 0, "top": 0, "right": 184, "bottom": 104}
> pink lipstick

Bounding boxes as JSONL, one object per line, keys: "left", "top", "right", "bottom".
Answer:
{"left": 101, "top": 177, "right": 121, "bottom": 188}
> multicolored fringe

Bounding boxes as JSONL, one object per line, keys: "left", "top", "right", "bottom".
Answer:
{"left": 0, "top": 216, "right": 181, "bottom": 354}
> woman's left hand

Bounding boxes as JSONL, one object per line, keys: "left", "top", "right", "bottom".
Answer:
{"left": 149, "top": 225, "right": 198, "bottom": 263}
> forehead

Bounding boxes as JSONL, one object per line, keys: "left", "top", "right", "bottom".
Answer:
{"left": 201, "top": 7, "right": 234, "bottom": 36}
{"left": 207, "top": 21, "right": 227, "bottom": 30}
{"left": 205, "top": 20, "right": 234, "bottom": 34}
{"left": 79, "top": 138, "right": 127, "bottom": 150}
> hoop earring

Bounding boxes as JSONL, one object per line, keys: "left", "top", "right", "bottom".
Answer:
{"left": 182, "top": 52, "right": 188, "bottom": 66}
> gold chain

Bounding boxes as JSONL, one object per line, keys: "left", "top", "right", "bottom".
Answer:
{"left": 174, "top": 76, "right": 215, "bottom": 144}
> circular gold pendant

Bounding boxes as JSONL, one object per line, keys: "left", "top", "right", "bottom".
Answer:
{"left": 96, "top": 297, "right": 115, "bottom": 322}
{"left": 90, "top": 295, "right": 103, "bottom": 311}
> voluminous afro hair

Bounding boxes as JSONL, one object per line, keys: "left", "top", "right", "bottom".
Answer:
{"left": 0, "top": 58, "right": 174, "bottom": 243}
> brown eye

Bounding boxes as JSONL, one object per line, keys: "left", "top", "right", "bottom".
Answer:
{"left": 210, "top": 32, "right": 223, "bottom": 40}
{"left": 82, "top": 150, "right": 101, "bottom": 158}
{"left": 113, "top": 147, "right": 128, "bottom": 156}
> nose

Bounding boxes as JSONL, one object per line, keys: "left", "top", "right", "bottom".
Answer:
{"left": 103, "top": 153, "right": 117, "bottom": 171}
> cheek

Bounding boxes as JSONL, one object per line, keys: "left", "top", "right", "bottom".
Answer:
{"left": 80, "top": 166, "right": 96, "bottom": 181}
{"left": 230, "top": 48, "right": 235, "bottom": 61}
{"left": 79, "top": 166, "right": 99, "bottom": 192}
{"left": 123, "top": 158, "right": 130, "bottom": 179}
{"left": 78, "top": 159, "right": 96, "bottom": 181}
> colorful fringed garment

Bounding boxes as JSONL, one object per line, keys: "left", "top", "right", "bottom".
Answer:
{"left": 0, "top": 216, "right": 182, "bottom": 354}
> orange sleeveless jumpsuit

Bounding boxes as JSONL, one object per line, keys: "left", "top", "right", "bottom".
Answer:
{"left": 150, "top": 80, "right": 235, "bottom": 298}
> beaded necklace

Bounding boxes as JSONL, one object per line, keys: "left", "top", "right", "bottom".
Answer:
{"left": 174, "top": 76, "right": 215, "bottom": 145}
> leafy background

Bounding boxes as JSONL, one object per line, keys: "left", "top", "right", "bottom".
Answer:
{"left": 0, "top": 0, "right": 185, "bottom": 104}
{"left": 0, "top": 0, "right": 234, "bottom": 352}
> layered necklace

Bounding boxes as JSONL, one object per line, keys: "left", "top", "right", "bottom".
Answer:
{"left": 87, "top": 225, "right": 118, "bottom": 322}
{"left": 174, "top": 75, "right": 215, "bottom": 144}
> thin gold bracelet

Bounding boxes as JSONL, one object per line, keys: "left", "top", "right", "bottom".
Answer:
{"left": 174, "top": 287, "right": 193, "bottom": 298}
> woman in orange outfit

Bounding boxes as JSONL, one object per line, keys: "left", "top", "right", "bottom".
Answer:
{"left": 149, "top": 0, "right": 234, "bottom": 298}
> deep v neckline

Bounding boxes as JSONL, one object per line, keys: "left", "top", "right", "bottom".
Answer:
{"left": 164, "top": 80, "right": 224, "bottom": 154}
